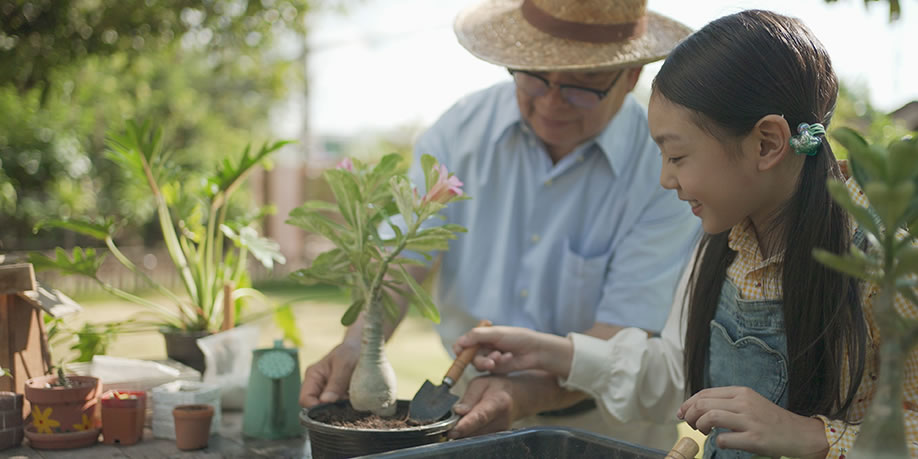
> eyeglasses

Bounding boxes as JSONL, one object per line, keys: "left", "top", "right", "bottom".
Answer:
{"left": 508, "top": 69, "right": 625, "bottom": 109}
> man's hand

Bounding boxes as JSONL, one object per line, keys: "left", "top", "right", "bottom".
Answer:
{"left": 448, "top": 371, "right": 585, "bottom": 439}
{"left": 678, "top": 386, "right": 829, "bottom": 459}
{"left": 299, "top": 340, "right": 361, "bottom": 407}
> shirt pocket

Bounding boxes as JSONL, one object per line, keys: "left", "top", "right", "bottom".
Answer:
{"left": 553, "top": 241, "right": 613, "bottom": 334}
{"left": 708, "top": 320, "right": 789, "bottom": 405}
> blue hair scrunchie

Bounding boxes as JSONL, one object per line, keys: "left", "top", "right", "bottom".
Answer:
{"left": 789, "top": 122, "right": 826, "bottom": 156}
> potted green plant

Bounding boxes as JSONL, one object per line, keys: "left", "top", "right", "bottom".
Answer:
{"left": 813, "top": 129, "right": 918, "bottom": 458}
{"left": 23, "top": 366, "right": 101, "bottom": 449}
{"left": 290, "top": 154, "right": 467, "bottom": 457}
{"left": 28, "top": 120, "right": 298, "bottom": 373}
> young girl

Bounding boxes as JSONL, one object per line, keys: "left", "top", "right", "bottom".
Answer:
{"left": 451, "top": 9, "right": 918, "bottom": 459}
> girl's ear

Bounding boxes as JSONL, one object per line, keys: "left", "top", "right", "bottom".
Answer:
{"left": 751, "top": 114, "right": 792, "bottom": 171}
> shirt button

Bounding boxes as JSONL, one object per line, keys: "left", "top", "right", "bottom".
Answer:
{"left": 576, "top": 156, "right": 584, "bottom": 163}
{"left": 520, "top": 289, "right": 529, "bottom": 298}
{"left": 545, "top": 179, "right": 553, "bottom": 186}
{"left": 531, "top": 234, "right": 540, "bottom": 243}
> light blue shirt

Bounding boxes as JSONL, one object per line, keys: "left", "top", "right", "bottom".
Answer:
{"left": 409, "top": 81, "right": 701, "bottom": 348}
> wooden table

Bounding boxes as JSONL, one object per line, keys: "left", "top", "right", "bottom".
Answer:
{"left": 3, "top": 410, "right": 313, "bottom": 458}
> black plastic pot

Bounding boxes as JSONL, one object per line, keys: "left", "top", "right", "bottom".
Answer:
{"left": 366, "top": 426, "right": 666, "bottom": 458}
{"left": 160, "top": 329, "right": 212, "bottom": 374}
{"left": 301, "top": 400, "right": 459, "bottom": 459}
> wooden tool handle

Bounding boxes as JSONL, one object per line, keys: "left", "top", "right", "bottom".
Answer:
{"left": 444, "top": 319, "right": 492, "bottom": 384}
{"left": 664, "top": 437, "right": 700, "bottom": 459}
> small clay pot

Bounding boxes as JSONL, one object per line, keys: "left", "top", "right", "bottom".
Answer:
{"left": 172, "top": 404, "right": 214, "bottom": 451}
{"left": 0, "top": 392, "right": 24, "bottom": 450}
{"left": 101, "top": 390, "right": 146, "bottom": 446}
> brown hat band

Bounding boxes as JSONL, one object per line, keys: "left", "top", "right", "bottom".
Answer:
{"left": 520, "top": 0, "right": 648, "bottom": 44}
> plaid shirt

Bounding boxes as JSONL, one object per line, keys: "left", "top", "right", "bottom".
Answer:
{"left": 725, "top": 174, "right": 918, "bottom": 457}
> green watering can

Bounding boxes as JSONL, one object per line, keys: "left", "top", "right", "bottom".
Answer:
{"left": 242, "top": 339, "right": 303, "bottom": 439}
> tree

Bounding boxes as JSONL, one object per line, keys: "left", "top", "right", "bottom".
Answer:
{"left": 0, "top": 1, "right": 313, "bottom": 250}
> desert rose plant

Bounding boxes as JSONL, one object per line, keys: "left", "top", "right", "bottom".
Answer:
{"left": 813, "top": 128, "right": 918, "bottom": 458}
{"left": 288, "top": 153, "right": 467, "bottom": 416}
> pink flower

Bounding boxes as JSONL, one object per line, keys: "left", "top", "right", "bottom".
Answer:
{"left": 336, "top": 157, "right": 354, "bottom": 172}
{"left": 423, "top": 164, "right": 463, "bottom": 204}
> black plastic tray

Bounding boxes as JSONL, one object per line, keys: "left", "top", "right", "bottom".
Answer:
{"left": 360, "top": 426, "right": 666, "bottom": 458}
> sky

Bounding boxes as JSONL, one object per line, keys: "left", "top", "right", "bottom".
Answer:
{"left": 299, "top": 0, "right": 917, "bottom": 138}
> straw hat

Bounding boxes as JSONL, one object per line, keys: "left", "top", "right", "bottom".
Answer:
{"left": 455, "top": 0, "right": 693, "bottom": 72}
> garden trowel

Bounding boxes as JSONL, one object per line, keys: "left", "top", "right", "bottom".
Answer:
{"left": 408, "top": 319, "right": 492, "bottom": 423}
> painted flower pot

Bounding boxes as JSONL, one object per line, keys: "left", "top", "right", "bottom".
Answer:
{"left": 0, "top": 392, "right": 24, "bottom": 450}
{"left": 101, "top": 390, "right": 146, "bottom": 446}
{"left": 301, "top": 399, "right": 459, "bottom": 459}
{"left": 23, "top": 375, "right": 101, "bottom": 449}
{"left": 172, "top": 404, "right": 214, "bottom": 450}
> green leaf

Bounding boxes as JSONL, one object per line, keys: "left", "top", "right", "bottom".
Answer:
{"left": 825, "top": 179, "right": 881, "bottom": 237}
{"left": 865, "top": 181, "right": 914, "bottom": 228}
{"left": 29, "top": 247, "right": 106, "bottom": 278}
{"left": 341, "top": 298, "right": 364, "bottom": 326}
{"left": 294, "top": 200, "right": 339, "bottom": 212}
{"left": 387, "top": 175, "right": 415, "bottom": 229}
{"left": 34, "top": 217, "right": 116, "bottom": 240}
{"left": 813, "top": 249, "right": 871, "bottom": 281}
{"left": 286, "top": 210, "right": 352, "bottom": 249}
{"left": 421, "top": 154, "right": 437, "bottom": 193}
{"left": 394, "top": 264, "right": 440, "bottom": 323}
{"left": 209, "top": 140, "right": 292, "bottom": 195}
{"left": 323, "top": 169, "right": 362, "bottom": 228}
{"left": 222, "top": 226, "right": 285, "bottom": 270}
{"left": 273, "top": 304, "right": 302, "bottom": 347}
{"left": 888, "top": 136, "right": 918, "bottom": 184}
{"left": 895, "top": 247, "right": 918, "bottom": 278}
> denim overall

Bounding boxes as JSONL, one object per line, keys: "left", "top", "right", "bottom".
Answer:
{"left": 703, "top": 229, "right": 865, "bottom": 458}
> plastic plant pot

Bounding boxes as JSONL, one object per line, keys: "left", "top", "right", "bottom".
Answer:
{"left": 172, "top": 404, "right": 214, "bottom": 451}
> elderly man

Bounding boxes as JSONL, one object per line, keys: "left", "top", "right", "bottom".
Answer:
{"left": 300, "top": 0, "right": 698, "bottom": 450}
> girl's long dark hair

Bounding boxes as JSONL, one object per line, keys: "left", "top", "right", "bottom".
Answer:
{"left": 655, "top": 10, "right": 867, "bottom": 419}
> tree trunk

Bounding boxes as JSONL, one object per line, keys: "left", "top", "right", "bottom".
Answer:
{"left": 349, "top": 297, "right": 397, "bottom": 416}
{"left": 851, "top": 287, "right": 913, "bottom": 458}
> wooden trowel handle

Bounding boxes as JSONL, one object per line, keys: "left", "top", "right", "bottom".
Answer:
{"left": 444, "top": 319, "right": 492, "bottom": 385}
{"left": 665, "top": 437, "right": 699, "bottom": 459}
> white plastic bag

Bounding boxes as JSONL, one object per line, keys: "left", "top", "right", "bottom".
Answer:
{"left": 196, "top": 323, "right": 260, "bottom": 410}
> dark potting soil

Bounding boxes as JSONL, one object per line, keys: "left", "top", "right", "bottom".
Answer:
{"left": 312, "top": 402, "right": 428, "bottom": 429}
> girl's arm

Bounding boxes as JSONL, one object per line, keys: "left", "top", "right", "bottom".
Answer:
{"left": 559, "top": 254, "right": 691, "bottom": 425}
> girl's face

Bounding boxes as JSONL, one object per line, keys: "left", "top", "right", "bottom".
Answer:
{"left": 649, "top": 93, "right": 773, "bottom": 235}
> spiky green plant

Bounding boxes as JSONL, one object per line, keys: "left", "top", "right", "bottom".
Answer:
{"left": 29, "top": 121, "right": 298, "bottom": 342}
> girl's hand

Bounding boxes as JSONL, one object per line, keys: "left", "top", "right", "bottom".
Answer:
{"left": 678, "top": 386, "right": 829, "bottom": 459}
{"left": 452, "top": 325, "right": 573, "bottom": 377}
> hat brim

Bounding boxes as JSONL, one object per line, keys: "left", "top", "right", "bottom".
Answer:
{"left": 454, "top": 0, "right": 693, "bottom": 72}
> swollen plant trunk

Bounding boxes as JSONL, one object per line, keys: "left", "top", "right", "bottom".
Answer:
{"left": 349, "top": 299, "right": 397, "bottom": 416}
{"left": 851, "top": 287, "right": 916, "bottom": 458}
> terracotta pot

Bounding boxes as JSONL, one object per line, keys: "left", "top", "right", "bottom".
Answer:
{"left": 0, "top": 392, "right": 24, "bottom": 450}
{"left": 101, "top": 390, "right": 146, "bottom": 446}
{"left": 23, "top": 375, "right": 101, "bottom": 449}
{"left": 301, "top": 400, "right": 459, "bottom": 459}
{"left": 172, "top": 404, "right": 214, "bottom": 451}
